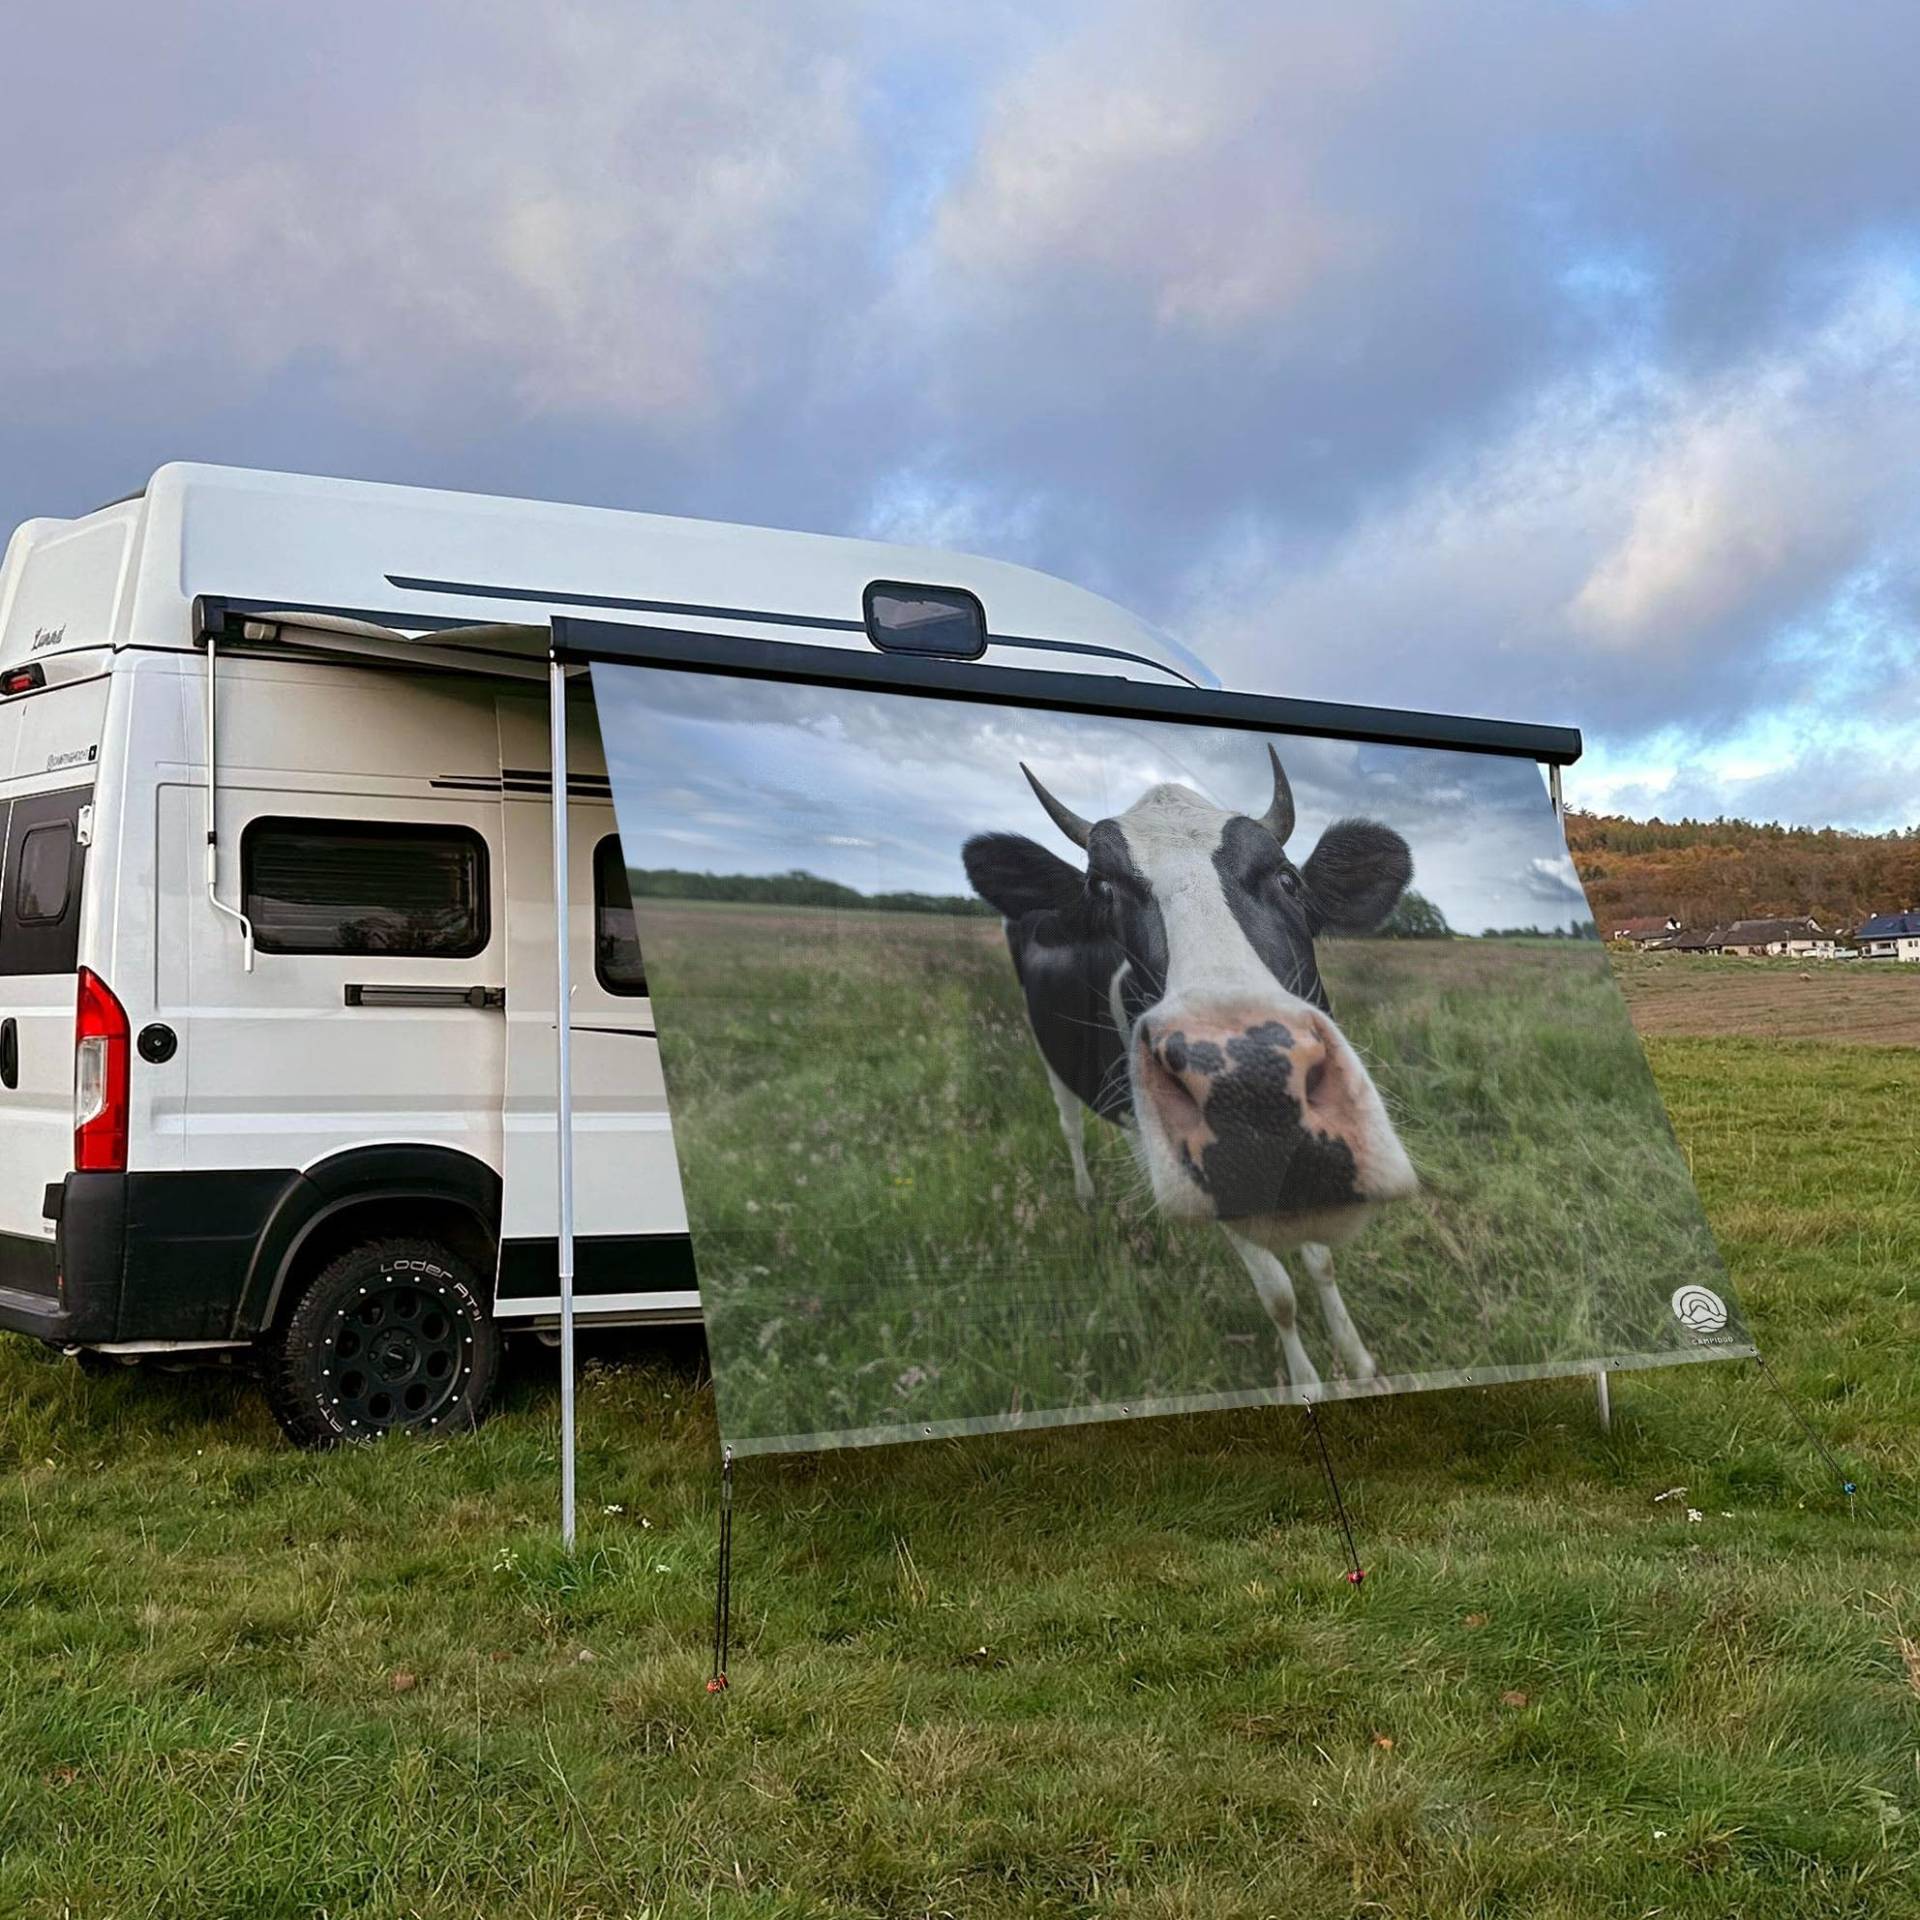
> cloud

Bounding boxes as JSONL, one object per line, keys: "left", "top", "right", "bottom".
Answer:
{"left": 1183, "top": 265, "right": 1920, "bottom": 742}
{"left": 1523, "top": 855, "right": 1587, "bottom": 907}
{"left": 596, "top": 666, "right": 1581, "bottom": 931}
{"left": 0, "top": 2, "right": 877, "bottom": 427}
{"left": 3, "top": 1, "right": 1919, "bottom": 831}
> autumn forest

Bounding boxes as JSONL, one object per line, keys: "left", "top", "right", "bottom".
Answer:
{"left": 1566, "top": 811, "right": 1920, "bottom": 932}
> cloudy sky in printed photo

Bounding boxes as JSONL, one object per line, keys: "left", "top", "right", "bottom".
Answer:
{"left": 595, "top": 665, "right": 1588, "bottom": 935}
{"left": 5, "top": 4, "right": 1919, "bottom": 829}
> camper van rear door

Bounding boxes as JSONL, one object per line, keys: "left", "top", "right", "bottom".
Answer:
{"left": 0, "top": 787, "right": 93, "bottom": 1287}
{"left": 491, "top": 693, "right": 691, "bottom": 1318}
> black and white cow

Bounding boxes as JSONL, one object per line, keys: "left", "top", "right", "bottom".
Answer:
{"left": 962, "top": 748, "right": 1417, "bottom": 1391}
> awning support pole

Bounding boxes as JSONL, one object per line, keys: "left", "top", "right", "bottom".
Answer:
{"left": 550, "top": 655, "right": 577, "bottom": 1552}
{"left": 1549, "top": 762, "right": 1607, "bottom": 1429}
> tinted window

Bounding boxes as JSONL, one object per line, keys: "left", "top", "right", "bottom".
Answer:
{"left": 15, "top": 823, "right": 73, "bottom": 923}
{"left": 0, "top": 788, "right": 88, "bottom": 975}
{"left": 243, "top": 818, "right": 489, "bottom": 957}
{"left": 863, "top": 582, "right": 988, "bottom": 660}
{"left": 594, "top": 835, "right": 647, "bottom": 995}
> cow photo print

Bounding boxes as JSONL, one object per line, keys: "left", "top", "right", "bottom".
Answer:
{"left": 592, "top": 663, "right": 1749, "bottom": 1455}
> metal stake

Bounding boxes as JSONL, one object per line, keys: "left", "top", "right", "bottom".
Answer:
{"left": 549, "top": 656, "right": 577, "bottom": 1552}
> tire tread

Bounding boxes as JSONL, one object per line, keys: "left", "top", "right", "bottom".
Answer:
{"left": 263, "top": 1235, "right": 498, "bottom": 1448}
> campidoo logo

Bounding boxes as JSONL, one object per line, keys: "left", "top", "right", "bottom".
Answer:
{"left": 1671, "top": 1284, "right": 1729, "bottom": 1337}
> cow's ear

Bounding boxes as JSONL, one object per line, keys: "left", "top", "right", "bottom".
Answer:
{"left": 963, "top": 832, "right": 1084, "bottom": 918}
{"left": 1300, "top": 819, "right": 1413, "bottom": 933}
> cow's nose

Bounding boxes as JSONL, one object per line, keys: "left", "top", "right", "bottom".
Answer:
{"left": 1144, "top": 1010, "right": 1331, "bottom": 1124}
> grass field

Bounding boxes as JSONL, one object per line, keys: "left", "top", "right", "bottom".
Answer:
{"left": 639, "top": 906, "right": 1736, "bottom": 1450}
{"left": 2, "top": 960, "right": 1918, "bottom": 1916}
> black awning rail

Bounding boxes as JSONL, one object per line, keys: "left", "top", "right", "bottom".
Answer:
{"left": 551, "top": 617, "right": 1582, "bottom": 766}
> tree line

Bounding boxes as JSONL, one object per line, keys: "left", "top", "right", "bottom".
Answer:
{"left": 627, "top": 867, "right": 998, "bottom": 917}
{"left": 1564, "top": 811, "right": 1920, "bottom": 930}
{"left": 625, "top": 872, "right": 1607, "bottom": 941}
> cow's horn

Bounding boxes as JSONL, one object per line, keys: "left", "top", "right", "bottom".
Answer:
{"left": 1256, "top": 745, "right": 1295, "bottom": 845}
{"left": 1020, "top": 763, "right": 1093, "bottom": 849}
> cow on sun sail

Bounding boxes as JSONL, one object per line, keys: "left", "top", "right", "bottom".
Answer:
{"left": 963, "top": 747, "right": 1418, "bottom": 1390}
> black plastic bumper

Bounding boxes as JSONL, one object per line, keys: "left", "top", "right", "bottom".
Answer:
{"left": 0, "top": 1169, "right": 296, "bottom": 1346}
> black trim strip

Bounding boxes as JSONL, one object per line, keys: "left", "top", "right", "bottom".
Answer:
{"left": 391, "top": 572, "right": 866, "bottom": 632}
{"left": 496, "top": 1231, "right": 696, "bottom": 1300}
{"left": 199, "top": 587, "right": 1205, "bottom": 690}
{"left": 554, "top": 620, "right": 1584, "bottom": 764}
{"left": 385, "top": 573, "right": 1203, "bottom": 687}
{"left": 501, "top": 767, "right": 613, "bottom": 795}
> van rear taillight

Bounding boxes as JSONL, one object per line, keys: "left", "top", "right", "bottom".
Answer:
{"left": 74, "top": 968, "right": 129, "bottom": 1172}
{"left": 1, "top": 664, "right": 45, "bottom": 696}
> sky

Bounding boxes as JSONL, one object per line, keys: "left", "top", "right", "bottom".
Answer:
{"left": 595, "top": 665, "right": 1590, "bottom": 934}
{"left": 4, "top": 2, "right": 1918, "bottom": 831}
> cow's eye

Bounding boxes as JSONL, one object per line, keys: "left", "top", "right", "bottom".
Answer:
{"left": 1089, "top": 876, "right": 1114, "bottom": 905}
{"left": 1277, "top": 867, "right": 1301, "bottom": 897}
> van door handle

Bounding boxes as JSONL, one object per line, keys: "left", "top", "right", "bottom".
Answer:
{"left": 343, "top": 984, "right": 506, "bottom": 1009}
{"left": 0, "top": 1018, "right": 16, "bottom": 1091}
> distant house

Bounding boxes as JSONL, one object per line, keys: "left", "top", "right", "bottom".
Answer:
{"left": 1856, "top": 909, "right": 1920, "bottom": 963}
{"left": 1716, "top": 916, "right": 1839, "bottom": 959}
{"left": 1661, "top": 926, "right": 1725, "bottom": 954}
{"left": 1610, "top": 915, "right": 1679, "bottom": 947}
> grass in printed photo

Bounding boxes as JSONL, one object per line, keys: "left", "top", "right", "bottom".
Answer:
{"left": 634, "top": 901, "right": 1736, "bottom": 1450}
{"left": 0, "top": 990, "right": 1916, "bottom": 1917}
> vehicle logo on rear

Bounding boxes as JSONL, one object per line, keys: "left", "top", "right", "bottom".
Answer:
{"left": 31, "top": 625, "right": 65, "bottom": 651}
{"left": 47, "top": 746, "right": 97, "bottom": 770}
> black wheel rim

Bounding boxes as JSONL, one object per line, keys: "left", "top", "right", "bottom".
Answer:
{"left": 321, "top": 1278, "right": 471, "bottom": 1433}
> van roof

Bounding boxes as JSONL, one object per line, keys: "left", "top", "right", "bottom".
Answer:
{"left": 0, "top": 462, "right": 1212, "bottom": 686}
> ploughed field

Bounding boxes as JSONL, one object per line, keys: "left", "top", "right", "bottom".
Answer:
{"left": 2, "top": 925, "right": 1917, "bottom": 1917}
{"left": 1614, "top": 946, "right": 1920, "bottom": 1046}
{"left": 639, "top": 906, "right": 1733, "bottom": 1449}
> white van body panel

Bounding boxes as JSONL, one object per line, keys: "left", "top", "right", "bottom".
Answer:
{"left": 0, "top": 464, "right": 1208, "bottom": 1352}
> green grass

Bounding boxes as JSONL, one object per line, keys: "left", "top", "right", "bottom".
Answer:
{"left": 1, "top": 1031, "right": 1917, "bottom": 1915}
{"left": 640, "top": 906, "right": 1732, "bottom": 1449}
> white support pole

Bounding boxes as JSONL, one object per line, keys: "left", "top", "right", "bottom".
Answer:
{"left": 1553, "top": 759, "right": 1609, "bottom": 1430}
{"left": 549, "top": 656, "right": 578, "bottom": 1552}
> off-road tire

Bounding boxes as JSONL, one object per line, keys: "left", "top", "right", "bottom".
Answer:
{"left": 264, "top": 1236, "right": 499, "bottom": 1447}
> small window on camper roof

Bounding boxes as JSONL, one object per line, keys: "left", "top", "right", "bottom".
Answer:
{"left": 242, "top": 818, "right": 489, "bottom": 958}
{"left": 593, "top": 836, "right": 647, "bottom": 997}
{"left": 863, "top": 582, "right": 988, "bottom": 660}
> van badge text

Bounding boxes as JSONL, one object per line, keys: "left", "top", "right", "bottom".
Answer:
{"left": 31, "top": 625, "right": 65, "bottom": 651}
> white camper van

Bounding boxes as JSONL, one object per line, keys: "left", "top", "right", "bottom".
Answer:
{"left": 0, "top": 464, "right": 1209, "bottom": 1442}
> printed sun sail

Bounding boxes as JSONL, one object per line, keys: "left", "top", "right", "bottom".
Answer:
{"left": 590, "top": 660, "right": 1752, "bottom": 1455}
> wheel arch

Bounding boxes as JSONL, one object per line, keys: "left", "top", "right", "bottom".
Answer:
{"left": 237, "top": 1146, "right": 502, "bottom": 1336}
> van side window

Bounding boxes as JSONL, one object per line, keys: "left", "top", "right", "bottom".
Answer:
{"left": 15, "top": 823, "right": 74, "bottom": 923}
{"left": 593, "top": 835, "right": 647, "bottom": 996}
{"left": 243, "top": 818, "right": 489, "bottom": 958}
{"left": 0, "top": 788, "right": 88, "bottom": 975}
